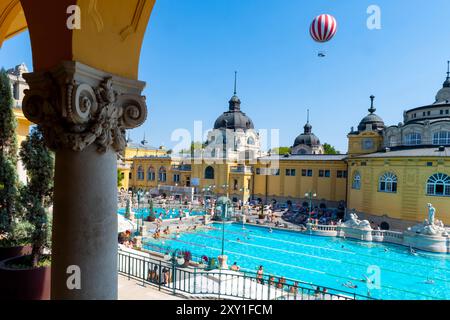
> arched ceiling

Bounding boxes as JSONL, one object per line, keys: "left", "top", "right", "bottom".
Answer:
{"left": 0, "top": 0, "right": 27, "bottom": 48}
{"left": 0, "top": 0, "right": 156, "bottom": 79}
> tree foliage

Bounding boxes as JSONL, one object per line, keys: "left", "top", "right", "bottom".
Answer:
{"left": 270, "top": 146, "right": 291, "bottom": 155}
{"left": 323, "top": 143, "right": 340, "bottom": 155}
{"left": 0, "top": 69, "right": 19, "bottom": 237}
{"left": 19, "top": 126, "right": 54, "bottom": 267}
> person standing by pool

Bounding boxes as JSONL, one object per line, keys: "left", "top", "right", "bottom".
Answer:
{"left": 257, "top": 265, "right": 264, "bottom": 284}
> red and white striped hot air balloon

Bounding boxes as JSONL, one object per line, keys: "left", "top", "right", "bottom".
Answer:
{"left": 310, "top": 14, "right": 337, "bottom": 43}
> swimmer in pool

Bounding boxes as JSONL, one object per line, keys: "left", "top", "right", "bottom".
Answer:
{"left": 269, "top": 228, "right": 273, "bottom": 233}
{"left": 343, "top": 281, "right": 358, "bottom": 289}
{"left": 409, "top": 246, "right": 418, "bottom": 256}
{"left": 424, "top": 278, "right": 435, "bottom": 285}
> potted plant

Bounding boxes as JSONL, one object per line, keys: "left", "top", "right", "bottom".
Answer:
{"left": 0, "top": 126, "right": 54, "bottom": 300}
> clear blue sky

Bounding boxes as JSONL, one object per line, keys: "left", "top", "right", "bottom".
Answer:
{"left": 2, "top": 0, "right": 450, "bottom": 153}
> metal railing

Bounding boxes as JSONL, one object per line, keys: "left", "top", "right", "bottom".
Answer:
{"left": 118, "top": 249, "right": 373, "bottom": 300}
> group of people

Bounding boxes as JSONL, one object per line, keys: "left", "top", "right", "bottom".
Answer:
{"left": 147, "top": 265, "right": 171, "bottom": 285}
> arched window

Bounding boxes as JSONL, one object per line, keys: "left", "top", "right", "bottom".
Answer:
{"left": 205, "top": 166, "right": 214, "bottom": 180}
{"left": 247, "top": 137, "right": 255, "bottom": 145}
{"left": 379, "top": 172, "right": 398, "bottom": 193}
{"left": 352, "top": 172, "right": 361, "bottom": 190}
{"left": 427, "top": 173, "right": 450, "bottom": 196}
{"left": 433, "top": 131, "right": 450, "bottom": 145}
{"left": 147, "top": 166, "right": 155, "bottom": 181}
{"left": 404, "top": 133, "right": 422, "bottom": 146}
{"left": 158, "top": 167, "right": 167, "bottom": 182}
{"left": 137, "top": 166, "right": 144, "bottom": 180}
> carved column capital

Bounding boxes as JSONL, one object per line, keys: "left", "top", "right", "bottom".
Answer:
{"left": 22, "top": 61, "right": 147, "bottom": 153}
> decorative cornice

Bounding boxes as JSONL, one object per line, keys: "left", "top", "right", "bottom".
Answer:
{"left": 22, "top": 61, "right": 147, "bottom": 153}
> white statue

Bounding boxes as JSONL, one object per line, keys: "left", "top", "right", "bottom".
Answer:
{"left": 427, "top": 203, "right": 436, "bottom": 226}
{"left": 407, "top": 203, "right": 448, "bottom": 236}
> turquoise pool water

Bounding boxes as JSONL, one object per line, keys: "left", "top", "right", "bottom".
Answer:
{"left": 144, "top": 223, "right": 450, "bottom": 300}
{"left": 118, "top": 207, "right": 206, "bottom": 220}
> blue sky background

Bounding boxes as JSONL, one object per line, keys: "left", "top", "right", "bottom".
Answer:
{"left": 2, "top": 0, "right": 450, "bottom": 153}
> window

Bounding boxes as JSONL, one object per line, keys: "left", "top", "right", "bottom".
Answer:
{"left": 173, "top": 174, "right": 180, "bottom": 183}
{"left": 446, "top": 110, "right": 449, "bottom": 115}
{"left": 129, "top": 172, "right": 132, "bottom": 180}
{"left": 337, "top": 170, "right": 347, "bottom": 178}
{"left": 285, "top": 169, "right": 296, "bottom": 176}
{"left": 205, "top": 166, "right": 215, "bottom": 179}
{"left": 404, "top": 133, "right": 422, "bottom": 146}
{"left": 272, "top": 169, "right": 280, "bottom": 176}
{"left": 12, "top": 83, "right": 19, "bottom": 100}
{"left": 147, "top": 167, "right": 155, "bottom": 181}
{"left": 256, "top": 168, "right": 261, "bottom": 175}
{"left": 433, "top": 131, "right": 450, "bottom": 145}
{"left": 137, "top": 166, "right": 144, "bottom": 180}
{"left": 302, "top": 169, "right": 313, "bottom": 177}
{"left": 158, "top": 167, "right": 167, "bottom": 182}
{"left": 233, "top": 179, "right": 238, "bottom": 190}
{"left": 426, "top": 173, "right": 450, "bottom": 197}
{"left": 319, "top": 170, "right": 330, "bottom": 178}
{"left": 427, "top": 162, "right": 433, "bottom": 167}
{"left": 352, "top": 172, "right": 361, "bottom": 190}
{"left": 247, "top": 137, "right": 255, "bottom": 145}
{"left": 379, "top": 172, "right": 398, "bottom": 193}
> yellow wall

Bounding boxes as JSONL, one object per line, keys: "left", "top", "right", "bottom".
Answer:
{"left": 348, "top": 131, "right": 383, "bottom": 156}
{"left": 348, "top": 157, "right": 450, "bottom": 224}
{"left": 253, "top": 160, "right": 347, "bottom": 204}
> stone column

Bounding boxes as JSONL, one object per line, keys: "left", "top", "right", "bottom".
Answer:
{"left": 22, "top": 61, "right": 147, "bottom": 300}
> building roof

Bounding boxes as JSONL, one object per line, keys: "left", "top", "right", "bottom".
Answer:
{"left": 354, "top": 147, "right": 450, "bottom": 158}
{"left": 258, "top": 154, "right": 347, "bottom": 161}
{"left": 126, "top": 142, "right": 160, "bottom": 151}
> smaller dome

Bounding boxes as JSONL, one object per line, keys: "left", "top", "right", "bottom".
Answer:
{"left": 293, "top": 133, "right": 321, "bottom": 147}
{"left": 293, "top": 114, "right": 321, "bottom": 147}
{"left": 357, "top": 95, "right": 385, "bottom": 132}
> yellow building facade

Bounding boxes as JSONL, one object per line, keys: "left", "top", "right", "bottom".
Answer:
{"left": 129, "top": 71, "right": 450, "bottom": 229}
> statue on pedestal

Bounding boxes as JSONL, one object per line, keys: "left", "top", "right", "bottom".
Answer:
{"left": 407, "top": 203, "right": 447, "bottom": 236}
{"left": 427, "top": 203, "right": 436, "bottom": 226}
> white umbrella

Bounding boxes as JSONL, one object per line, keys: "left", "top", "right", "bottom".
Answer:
{"left": 118, "top": 214, "right": 137, "bottom": 233}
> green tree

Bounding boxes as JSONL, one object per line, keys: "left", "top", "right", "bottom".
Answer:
{"left": 323, "top": 143, "right": 340, "bottom": 155}
{"left": 19, "top": 126, "right": 54, "bottom": 267}
{"left": 117, "top": 169, "right": 124, "bottom": 187}
{"left": 124, "top": 198, "right": 131, "bottom": 220}
{"left": 0, "top": 69, "right": 19, "bottom": 236}
{"left": 270, "top": 146, "right": 291, "bottom": 155}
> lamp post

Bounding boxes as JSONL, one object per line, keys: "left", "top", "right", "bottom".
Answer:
{"left": 305, "top": 191, "right": 317, "bottom": 223}
{"left": 163, "top": 248, "right": 186, "bottom": 295}
{"left": 136, "top": 189, "right": 144, "bottom": 235}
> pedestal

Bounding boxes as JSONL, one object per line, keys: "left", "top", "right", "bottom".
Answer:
{"left": 218, "top": 255, "right": 228, "bottom": 269}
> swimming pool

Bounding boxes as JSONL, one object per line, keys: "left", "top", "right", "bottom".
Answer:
{"left": 143, "top": 223, "right": 450, "bottom": 300}
{"left": 117, "top": 207, "right": 206, "bottom": 220}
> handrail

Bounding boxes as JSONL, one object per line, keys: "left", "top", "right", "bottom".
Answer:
{"left": 118, "top": 248, "right": 375, "bottom": 300}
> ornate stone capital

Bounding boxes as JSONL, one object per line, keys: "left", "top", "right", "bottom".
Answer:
{"left": 22, "top": 61, "right": 147, "bottom": 153}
